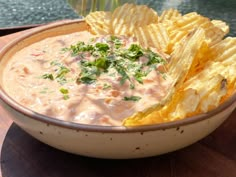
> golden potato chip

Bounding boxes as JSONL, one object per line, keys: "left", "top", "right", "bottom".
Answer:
{"left": 159, "top": 9, "right": 182, "bottom": 35}
{"left": 85, "top": 11, "right": 111, "bottom": 35}
{"left": 209, "top": 37, "right": 236, "bottom": 63}
{"left": 207, "top": 37, "right": 236, "bottom": 101}
{"left": 169, "top": 88, "right": 199, "bottom": 120}
{"left": 167, "top": 30, "right": 189, "bottom": 54}
{"left": 185, "top": 40, "right": 210, "bottom": 80}
{"left": 212, "top": 20, "right": 229, "bottom": 36}
{"left": 186, "top": 72, "right": 227, "bottom": 114}
{"left": 134, "top": 23, "right": 170, "bottom": 52}
{"left": 172, "top": 74, "right": 227, "bottom": 119}
{"left": 198, "top": 78, "right": 227, "bottom": 113}
{"left": 167, "top": 28, "right": 205, "bottom": 88}
{"left": 188, "top": 37, "right": 236, "bottom": 81}
{"left": 111, "top": 3, "right": 158, "bottom": 36}
{"left": 159, "top": 8, "right": 182, "bottom": 23}
{"left": 124, "top": 72, "right": 227, "bottom": 126}
{"left": 123, "top": 28, "right": 206, "bottom": 126}
{"left": 202, "top": 23, "right": 226, "bottom": 46}
{"left": 141, "top": 88, "right": 199, "bottom": 124}
{"left": 167, "top": 12, "right": 226, "bottom": 52}
{"left": 84, "top": 5, "right": 236, "bottom": 127}
{"left": 173, "top": 73, "right": 226, "bottom": 115}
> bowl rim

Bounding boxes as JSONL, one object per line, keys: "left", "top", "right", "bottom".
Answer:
{"left": 0, "top": 19, "right": 236, "bottom": 133}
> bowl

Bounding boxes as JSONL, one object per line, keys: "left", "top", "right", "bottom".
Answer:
{"left": 0, "top": 19, "right": 236, "bottom": 159}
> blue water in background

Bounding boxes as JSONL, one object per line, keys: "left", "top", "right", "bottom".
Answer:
{"left": 0, "top": 0, "right": 79, "bottom": 27}
{"left": 0, "top": 0, "right": 236, "bottom": 36}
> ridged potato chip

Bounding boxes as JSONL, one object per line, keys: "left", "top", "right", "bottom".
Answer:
{"left": 111, "top": 3, "right": 158, "bottom": 36}
{"left": 169, "top": 74, "right": 227, "bottom": 120}
{"left": 212, "top": 20, "right": 229, "bottom": 35}
{"left": 197, "top": 76, "right": 227, "bottom": 113}
{"left": 209, "top": 37, "right": 236, "bottom": 63}
{"left": 167, "top": 28, "right": 205, "bottom": 88}
{"left": 159, "top": 9, "right": 182, "bottom": 34}
{"left": 124, "top": 68, "right": 228, "bottom": 126}
{"left": 167, "top": 12, "right": 226, "bottom": 52}
{"left": 85, "top": 11, "right": 111, "bottom": 35}
{"left": 159, "top": 8, "right": 182, "bottom": 23}
{"left": 84, "top": 4, "right": 236, "bottom": 127}
{"left": 123, "top": 28, "right": 206, "bottom": 126}
{"left": 184, "top": 70, "right": 227, "bottom": 114}
{"left": 134, "top": 23, "right": 170, "bottom": 52}
{"left": 187, "top": 36, "right": 236, "bottom": 80}
{"left": 207, "top": 37, "right": 236, "bottom": 101}
{"left": 185, "top": 40, "right": 210, "bottom": 79}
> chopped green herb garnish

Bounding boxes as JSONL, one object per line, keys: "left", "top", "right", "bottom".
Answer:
{"left": 60, "top": 88, "right": 69, "bottom": 94}
{"left": 64, "top": 36, "right": 166, "bottom": 88}
{"left": 103, "top": 83, "right": 112, "bottom": 90}
{"left": 134, "top": 70, "right": 147, "bottom": 84}
{"left": 60, "top": 88, "right": 69, "bottom": 100}
{"left": 123, "top": 96, "right": 142, "bottom": 102}
{"left": 94, "top": 57, "right": 110, "bottom": 70}
{"left": 95, "top": 43, "right": 109, "bottom": 53}
{"left": 77, "top": 73, "right": 97, "bottom": 84}
{"left": 42, "top": 61, "right": 70, "bottom": 85}
{"left": 55, "top": 66, "right": 70, "bottom": 79}
{"left": 147, "top": 49, "right": 166, "bottom": 65}
{"left": 77, "top": 61, "right": 101, "bottom": 84}
{"left": 68, "top": 41, "right": 94, "bottom": 56}
{"left": 125, "top": 44, "right": 144, "bottom": 61}
{"left": 115, "top": 64, "right": 131, "bottom": 85}
{"left": 109, "top": 36, "right": 123, "bottom": 48}
{"left": 41, "top": 73, "right": 54, "bottom": 80}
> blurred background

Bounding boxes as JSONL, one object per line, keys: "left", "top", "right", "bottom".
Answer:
{"left": 0, "top": 0, "right": 236, "bottom": 36}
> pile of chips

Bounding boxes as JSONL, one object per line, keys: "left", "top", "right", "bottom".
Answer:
{"left": 85, "top": 3, "right": 236, "bottom": 126}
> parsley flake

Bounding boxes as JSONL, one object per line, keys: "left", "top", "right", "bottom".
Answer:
{"left": 123, "top": 96, "right": 142, "bottom": 102}
{"left": 41, "top": 73, "right": 54, "bottom": 80}
{"left": 60, "top": 88, "right": 69, "bottom": 100}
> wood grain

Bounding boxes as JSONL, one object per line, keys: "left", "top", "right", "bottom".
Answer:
{"left": 0, "top": 26, "right": 236, "bottom": 177}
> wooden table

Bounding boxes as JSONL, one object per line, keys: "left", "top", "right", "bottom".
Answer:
{"left": 0, "top": 27, "right": 236, "bottom": 177}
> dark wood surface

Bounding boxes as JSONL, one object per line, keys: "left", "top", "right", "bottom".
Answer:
{"left": 0, "top": 24, "right": 40, "bottom": 36}
{"left": 0, "top": 28, "right": 236, "bottom": 177}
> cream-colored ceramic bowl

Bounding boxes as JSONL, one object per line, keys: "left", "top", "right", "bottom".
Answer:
{"left": 0, "top": 20, "right": 236, "bottom": 159}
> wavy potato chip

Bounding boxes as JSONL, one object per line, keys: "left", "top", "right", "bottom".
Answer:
{"left": 210, "top": 37, "right": 236, "bottom": 62}
{"left": 134, "top": 23, "right": 170, "bottom": 52}
{"left": 83, "top": 4, "right": 236, "bottom": 126}
{"left": 170, "top": 74, "right": 227, "bottom": 119}
{"left": 185, "top": 40, "right": 210, "bottom": 79}
{"left": 124, "top": 67, "right": 228, "bottom": 126}
{"left": 187, "top": 37, "right": 236, "bottom": 80}
{"left": 207, "top": 37, "right": 236, "bottom": 101}
{"left": 111, "top": 3, "right": 158, "bottom": 36}
{"left": 198, "top": 77, "right": 227, "bottom": 113}
{"left": 123, "top": 28, "right": 206, "bottom": 126}
{"left": 167, "top": 12, "right": 226, "bottom": 52}
{"left": 159, "top": 8, "right": 182, "bottom": 23}
{"left": 159, "top": 9, "right": 182, "bottom": 34}
{"left": 211, "top": 20, "right": 229, "bottom": 35}
{"left": 85, "top": 11, "right": 111, "bottom": 35}
{"left": 167, "top": 28, "right": 205, "bottom": 87}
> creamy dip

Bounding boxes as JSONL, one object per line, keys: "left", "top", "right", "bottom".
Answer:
{"left": 3, "top": 31, "right": 172, "bottom": 126}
